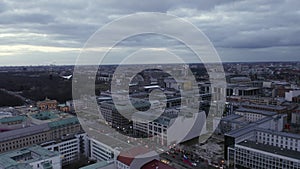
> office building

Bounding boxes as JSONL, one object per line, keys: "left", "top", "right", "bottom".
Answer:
{"left": 0, "top": 145, "right": 61, "bottom": 169}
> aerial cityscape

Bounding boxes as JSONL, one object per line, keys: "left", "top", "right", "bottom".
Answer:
{"left": 0, "top": 1, "right": 300, "bottom": 169}
{"left": 0, "top": 62, "right": 299, "bottom": 169}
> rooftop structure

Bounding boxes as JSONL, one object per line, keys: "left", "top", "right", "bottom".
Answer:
{"left": 79, "top": 161, "right": 114, "bottom": 169}
{"left": 31, "top": 111, "right": 58, "bottom": 120}
{"left": 141, "top": 159, "right": 176, "bottom": 169}
{"left": 0, "top": 145, "right": 61, "bottom": 169}
{"left": 116, "top": 146, "right": 159, "bottom": 169}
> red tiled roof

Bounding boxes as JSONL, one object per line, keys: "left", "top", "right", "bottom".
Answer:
{"left": 117, "top": 146, "right": 151, "bottom": 166}
{"left": 141, "top": 159, "right": 175, "bottom": 169}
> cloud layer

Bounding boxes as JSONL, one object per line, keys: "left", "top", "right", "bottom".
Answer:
{"left": 0, "top": 0, "right": 299, "bottom": 65}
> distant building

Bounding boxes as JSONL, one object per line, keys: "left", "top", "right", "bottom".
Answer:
{"left": 66, "top": 100, "right": 75, "bottom": 112}
{"left": 292, "top": 96, "right": 300, "bottom": 103}
{"left": 0, "top": 145, "right": 61, "bottom": 169}
{"left": 57, "top": 104, "right": 69, "bottom": 112}
{"left": 241, "top": 102, "right": 288, "bottom": 114}
{"left": 285, "top": 90, "right": 300, "bottom": 102}
{"left": 0, "top": 115, "right": 30, "bottom": 132}
{"left": 291, "top": 108, "right": 300, "bottom": 125}
{"left": 235, "top": 108, "right": 276, "bottom": 122}
{"left": 229, "top": 77, "right": 251, "bottom": 84}
{"left": 37, "top": 98, "right": 58, "bottom": 110}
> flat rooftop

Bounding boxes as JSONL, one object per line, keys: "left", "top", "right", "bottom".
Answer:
{"left": 79, "top": 161, "right": 113, "bottom": 169}
{"left": 237, "top": 140, "right": 300, "bottom": 160}
{"left": 242, "top": 102, "right": 286, "bottom": 111}
{"left": 236, "top": 108, "right": 277, "bottom": 116}
{"left": 0, "top": 115, "right": 27, "bottom": 123}
{"left": 0, "top": 145, "right": 59, "bottom": 169}
{"left": 0, "top": 123, "right": 50, "bottom": 142}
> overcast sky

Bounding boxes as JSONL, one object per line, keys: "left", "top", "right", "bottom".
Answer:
{"left": 0, "top": 0, "right": 299, "bottom": 66}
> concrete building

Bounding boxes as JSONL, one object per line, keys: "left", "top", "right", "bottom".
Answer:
{"left": 241, "top": 102, "right": 288, "bottom": 114}
{"left": 224, "top": 114, "right": 286, "bottom": 164}
{"left": 218, "top": 114, "right": 248, "bottom": 134}
{"left": 0, "top": 116, "right": 83, "bottom": 166}
{"left": 226, "top": 84, "right": 260, "bottom": 97}
{"left": 235, "top": 140, "right": 300, "bottom": 169}
{"left": 291, "top": 108, "right": 300, "bottom": 125}
{"left": 286, "top": 90, "right": 300, "bottom": 102}
{"left": 223, "top": 113, "right": 300, "bottom": 168}
{"left": 0, "top": 115, "right": 31, "bottom": 132}
{"left": 89, "top": 138, "right": 117, "bottom": 162}
{"left": 0, "top": 145, "right": 61, "bottom": 169}
{"left": 234, "top": 108, "right": 276, "bottom": 122}
{"left": 42, "top": 133, "right": 88, "bottom": 166}
{"left": 133, "top": 109, "right": 207, "bottom": 146}
{"left": 99, "top": 100, "right": 150, "bottom": 131}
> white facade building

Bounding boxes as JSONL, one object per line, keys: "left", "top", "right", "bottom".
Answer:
{"left": 285, "top": 90, "right": 300, "bottom": 101}
{"left": 43, "top": 133, "right": 88, "bottom": 166}
{"left": 235, "top": 140, "right": 300, "bottom": 169}
{"left": 225, "top": 114, "right": 300, "bottom": 168}
{"left": 133, "top": 110, "right": 207, "bottom": 146}
{"left": 90, "top": 138, "right": 119, "bottom": 162}
{"left": 235, "top": 108, "right": 276, "bottom": 122}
